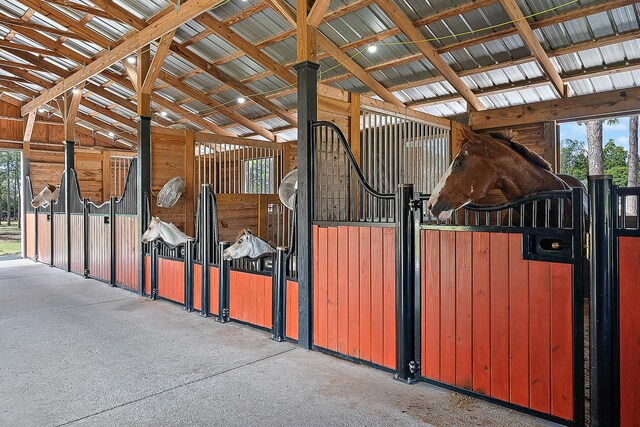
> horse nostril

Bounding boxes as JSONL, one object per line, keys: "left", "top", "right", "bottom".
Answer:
{"left": 427, "top": 203, "right": 433, "bottom": 212}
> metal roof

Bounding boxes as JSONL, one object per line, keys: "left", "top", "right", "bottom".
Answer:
{"left": 0, "top": 0, "right": 638, "bottom": 143}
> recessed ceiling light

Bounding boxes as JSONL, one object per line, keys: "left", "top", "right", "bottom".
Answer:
{"left": 237, "top": 97, "right": 246, "bottom": 104}
{"left": 367, "top": 45, "right": 377, "bottom": 53}
{"left": 37, "top": 108, "right": 45, "bottom": 113}
{"left": 160, "top": 111, "right": 167, "bottom": 117}
{"left": 126, "top": 56, "right": 136, "bottom": 64}
{"left": 72, "top": 88, "right": 80, "bottom": 94}
{"left": 108, "top": 132, "right": 115, "bottom": 137}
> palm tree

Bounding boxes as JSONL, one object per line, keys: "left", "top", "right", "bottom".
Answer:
{"left": 629, "top": 115, "right": 638, "bottom": 215}
{"left": 578, "top": 118, "right": 619, "bottom": 175}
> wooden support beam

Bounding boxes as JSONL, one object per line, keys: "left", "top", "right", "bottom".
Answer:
{"left": 21, "top": 0, "right": 220, "bottom": 115}
{"left": 296, "top": 0, "right": 317, "bottom": 63}
{"left": 158, "top": 71, "right": 276, "bottom": 141}
{"left": 375, "top": 0, "right": 483, "bottom": 111}
{"left": 23, "top": 111, "right": 36, "bottom": 143}
{"left": 43, "top": 0, "right": 116, "bottom": 20}
{"left": 152, "top": 95, "right": 236, "bottom": 136}
{"left": 141, "top": 30, "right": 176, "bottom": 94}
{"left": 498, "top": 0, "right": 565, "bottom": 97}
{"left": 61, "top": 83, "right": 84, "bottom": 141}
{"left": 0, "top": 15, "right": 85, "bottom": 39}
{"left": 0, "top": 59, "right": 40, "bottom": 71}
{"left": 0, "top": 40, "right": 63, "bottom": 57}
{"left": 307, "top": 0, "right": 332, "bottom": 28}
{"left": 195, "top": 14, "right": 296, "bottom": 85}
{"left": 469, "top": 86, "right": 640, "bottom": 130}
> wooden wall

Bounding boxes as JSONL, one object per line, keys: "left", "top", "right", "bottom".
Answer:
{"left": 217, "top": 193, "right": 280, "bottom": 242}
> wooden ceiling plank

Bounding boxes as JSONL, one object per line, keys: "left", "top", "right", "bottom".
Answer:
{"left": 0, "top": 15, "right": 85, "bottom": 40}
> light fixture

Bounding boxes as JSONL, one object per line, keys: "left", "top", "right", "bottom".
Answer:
{"left": 160, "top": 111, "right": 167, "bottom": 117}
{"left": 126, "top": 56, "right": 136, "bottom": 64}
{"left": 108, "top": 132, "right": 115, "bottom": 137}
{"left": 237, "top": 97, "right": 246, "bottom": 104}
{"left": 37, "top": 107, "right": 45, "bottom": 113}
{"left": 72, "top": 88, "right": 80, "bottom": 94}
{"left": 367, "top": 45, "right": 377, "bottom": 53}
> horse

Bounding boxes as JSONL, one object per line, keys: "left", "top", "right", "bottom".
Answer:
{"left": 427, "top": 127, "right": 587, "bottom": 226}
{"left": 31, "top": 184, "right": 60, "bottom": 208}
{"left": 223, "top": 229, "right": 275, "bottom": 261}
{"left": 141, "top": 217, "right": 193, "bottom": 246}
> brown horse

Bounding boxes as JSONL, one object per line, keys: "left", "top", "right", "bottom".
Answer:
{"left": 427, "top": 127, "right": 586, "bottom": 222}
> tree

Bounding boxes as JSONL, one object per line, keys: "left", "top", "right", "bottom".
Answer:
{"left": 629, "top": 115, "right": 638, "bottom": 214}
{"left": 579, "top": 118, "right": 619, "bottom": 175}
{"left": 560, "top": 138, "right": 588, "bottom": 182}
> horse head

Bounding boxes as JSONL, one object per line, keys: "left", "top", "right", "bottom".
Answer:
{"left": 141, "top": 217, "right": 161, "bottom": 244}
{"left": 223, "top": 229, "right": 274, "bottom": 261}
{"left": 427, "top": 128, "right": 500, "bottom": 219}
{"left": 427, "top": 127, "right": 559, "bottom": 220}
{"left": 31, "top": 183, "right": 59, "bottom": 208}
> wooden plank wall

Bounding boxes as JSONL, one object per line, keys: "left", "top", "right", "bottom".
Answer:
{"left": 618, "top": 236, "right": 640, "bottom": 427}
{"left": 217, "top": 193, "right": 280, "bottom": 243}
{"left": 313, "top": 224, "right": 396, "bottom": 370}
{"left": 157, "top": 258, "right": 185, "bottom": 304}
{"left": 286, "top": 280, "right": 298, "bottom": 341}
{"left": 421, "top": 230, "right": 574, "bottom": 421}
{"left": 25, "top": 213, "right": 36, "bottom": 258}
{"left": 151, "top": 127, "right": 194, "bottom": 235}
{"left": 229, "top": 271, "right": 272, "bottom": 329}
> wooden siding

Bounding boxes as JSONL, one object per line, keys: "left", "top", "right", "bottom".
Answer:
{"left": 36, "top": 213, "right": 51, "bottom": 264}
{"left": 619, "top": 236, "right": 640, "bottom": 427}
{"left": 157, "top": 258, "right": 185, "bottom": 304}
{"left": 115, "top": 216, "right": 138, "bottom": 290}
{"left": 52, "top": 213, "right": 67, "bottom": 270}
{"left": 87, "top": 215, "right": 111, "bottom": 281}
{"left": 229, "top": 270, "right": 272, "bottom": 329}
{"left": 421, "top": 230, "right": 574, "bottom": 421}
{"left": 69, "top": 214, "right": 84, "bottom": 274}
{"left": 217, "top": 193, "right": 280, "bottom": 242}
{"left": 25, "top": 213, "right": 36, "bottom": 259}
{"left": 313, "top": 225, "right": 396, "bottom": 369}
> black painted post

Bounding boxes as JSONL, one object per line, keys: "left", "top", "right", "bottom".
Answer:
{"left": 395, "top": 184, "right": 417, "bottom": 383}
{"left": 83, "top": 198, "right": 89, "bottom": 277}
{"left": 150, "top": 241, "right": 158, "bottom": 300}
{"left": 217, "top": 241, "right": 230, "bottom": 323}
{"left": 49, "top": 202, "right": 54, "bottom": 267}
{"left": 271, "top": 247, "right": 287, "bottom": 342}
{"left": 200, "top": 185, "right": 211, "bottom": 317}
{"left": 293, "top": 60, "right": 319, "bottom": 350}
{"left": 588, "top": 175, "right": 619, "bottom": 426}
{"left": 184, "top": 242, "right": 193, "bottom": 312}
{"left": 109, "top": 196, "right": 116, "bottom": 286}
{"left": 137, "top": 117, "right": 152, "bottom": 296}
{"left": 64, "top": 141, "right": 74, "bottom": 271}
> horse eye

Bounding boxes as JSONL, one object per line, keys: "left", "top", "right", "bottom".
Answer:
{"left": 453, "top": 160, "right": 463, "bottom": 168}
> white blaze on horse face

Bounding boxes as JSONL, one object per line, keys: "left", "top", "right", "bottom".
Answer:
{"left": 427, "top": 158, "right": 455, "bottom": 218}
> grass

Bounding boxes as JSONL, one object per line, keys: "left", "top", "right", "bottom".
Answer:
{"left": 0, "top": 221, "right": 21, "bottom": 255}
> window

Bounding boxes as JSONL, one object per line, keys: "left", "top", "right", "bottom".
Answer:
{"left": 243, "top": 157, "right": 274, "bottom": 194}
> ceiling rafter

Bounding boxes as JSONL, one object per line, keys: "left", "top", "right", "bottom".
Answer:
{"left": 497, "top": 0, "right": 565, "bottom": 97}
{"left": 21, "top": 0, "right": 220, "bottom": 115}
{"left": 0, "top": 15, "right": 86, "bottom": 40}
{"left": 374, "top": 0, "right": 483, "bottom": 110}
{"left": 43, "top": 0, "right": 117, "bottom": 21}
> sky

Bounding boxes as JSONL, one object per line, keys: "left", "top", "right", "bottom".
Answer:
{"left": 559, "top": 116, "right": 633, "bottom": 150}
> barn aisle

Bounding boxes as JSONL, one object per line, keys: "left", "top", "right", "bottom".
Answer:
{"left": 0, "top": 258, "right": 556, "bottom": 427}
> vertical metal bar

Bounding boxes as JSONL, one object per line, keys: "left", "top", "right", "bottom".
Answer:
{"left": 137, "top": 117, "right": 151, "bottom": 296}
{"left": 271, "top": 246, "right": 287, "bottom": 342}
{"left": 184, "top": 241, "right": 193, "bottom": 312}
{"left": 82, "top": 198, "right": 88, "bottom": 276}
{"left": 201, "top": 185, "right": 211, "bottom": 317}
{"left": 217, "top": 241, "right": 230, "bottom": 322}
{"left": 588, "top": 176, "right": 618, "bottom": 427}
{"left": 395, "top": 183, "right": 416, "bottom": 383}
{"left": 150, "top": 241, "right": 158, "bottom": 300}
{"left": 110, "top": 196, "right": 116, "bottom": 286}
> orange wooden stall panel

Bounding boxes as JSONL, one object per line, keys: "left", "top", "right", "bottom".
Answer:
{"left": 229, "top": 271, "right": 272, "bottom": 329}
{"left": 115, "top": 216, "right": 138, "bottom": 290}
{"left": 619, "top": 236, "right": 640, "bottom": 427}
{"left": 286, "top": 280, "right": 298, "bottom": 340}
{"left": 209, "top": 266, "right": 219, "bottom": 317}
{"left": 421, "top": 230, "right": 574, "bottom": 421}
{"left": 313, "top": 225, "right": 396, "bottom": 370}
{"left": 157, "top": 258, "right": 185, "bottom": 304}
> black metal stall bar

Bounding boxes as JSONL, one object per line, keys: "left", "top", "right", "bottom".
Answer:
{"left": 271, "top": 246, "right": 288, "bottom": 342}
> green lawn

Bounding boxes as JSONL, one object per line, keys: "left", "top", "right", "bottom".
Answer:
{"left": 0, "top": 222, "right": 21, "bottom": 255}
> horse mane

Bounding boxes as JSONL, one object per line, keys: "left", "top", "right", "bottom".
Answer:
{"left": 488, "top": 130, "right": 552, "bottom": 171}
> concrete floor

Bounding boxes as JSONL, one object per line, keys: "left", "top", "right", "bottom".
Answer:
{"left": 0, "top": 258, "right": 557, "bottom": 427}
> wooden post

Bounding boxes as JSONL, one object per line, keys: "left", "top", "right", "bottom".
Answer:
{"left": 349, "top": 93, "right": 361, "bottom": 166}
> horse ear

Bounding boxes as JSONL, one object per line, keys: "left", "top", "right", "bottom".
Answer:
{"left": 460, "top": 126, "right": 479, "bottom": 144}
{"left": 245, "top": 229, "right": 252, "bottom": 235}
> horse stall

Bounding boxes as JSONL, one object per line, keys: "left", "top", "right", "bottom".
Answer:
{"left": 310, "top": 88, "right": 451, "bottom": 370}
